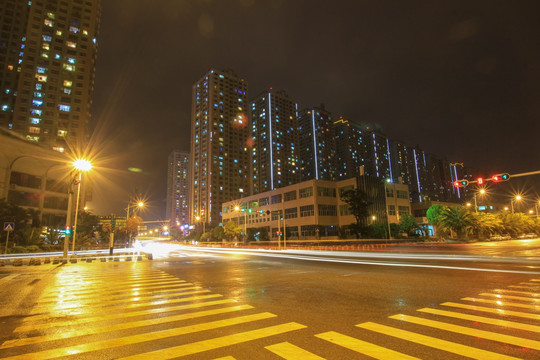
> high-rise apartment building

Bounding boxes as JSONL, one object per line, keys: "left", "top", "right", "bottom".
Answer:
{"left": 190, "top": 69, "right": 250, "bottom": 226}
{"left": 334, "top": 118, "right": 368, "bottom": 180}
{"left": 0, "top": 0, "right": 101, "bottom": 153}
{"left": 250, "top": 89, "right": 299, "bottom": 194}
{"left": 298, "top": 104, "right": 337, "bottom": 181}
{"left": 166, "top": 150, "right": 190, "bottom": 227}
{"left": 366, "top": 130, "right": 392, "bottom": 180}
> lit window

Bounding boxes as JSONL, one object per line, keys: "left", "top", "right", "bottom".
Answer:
{"left": 44, "top": 19, "right": 54, "bottom": 27}
{"left": 47, "top": 12, "right": 55, "bottom": 19}
{"left": 28, "top": 126, "right": 40, "bottom": 134}
{"left": 30, "top": 118, "right": 40, "bottom": 124}
{"left": 31, "top": 109, "right": 42, "bottom": 116}
{"left": 36, "top": 66, "right": 47, "bottom": 74}
{"left": 55, "top": 54, "right": 61, "bottom": 59}
{"left": 63, "top": 64, "right": 75, "bottom": 71}
{"left": 56, "top": 30, "right": 62, "bottom": 36}
{"left": 1, "top": 105, "right": 8, "bottom": 111}
{"left": 26, "top": 135, "right": 39, "bottom": 142}
{"left": 32, "top": 99, "right": 43, "bottom": 106}
{"left": 68, "top": 58, "right": 76, "bottom": 64}
{"left": 69, "top": 26, "right": 79, "bottom": 34}
{"left": 66, "top": 41, "right": 76, "bottom": 48}
{"left": 34, "top": 92, "right": 42, "bottom": 98}
{"left": 35, "top": 84, "right": 42, "bottom": 90}
{"left": 63, "top": 88, "right": 71, "bottom": 94}
{"left": 36, "top": 75, "right": 47, "bottom": 82}
{"left": 57, "top": 130, "right": 67, "bottom": 137}
{"left": 82, "top": 30, "right": 88, "bottom": 35}
{"left": 58, "top": 104, "right": 70, "bottom": 112}
{"left": 42, "top": 35, "right": 52, "bottom": 42}
{"left": 63, "top": 80, "right": 72, "bottom": 87}
{"left": 42, "top": 43, "right": 50, "bottom": 50}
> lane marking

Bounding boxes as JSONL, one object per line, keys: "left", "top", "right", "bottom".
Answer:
{"left": 442, "top": 302, "right": 540, "bottom": 320}
{"left": 39, "top": 280, "right": 188, "bottom": 301}
{"left": 116, "top": 322, "right": 307, "bottom": 360}
{"left": 37, "top": 283, "right": 197, "bottom": 304}
{"left": 316, "top": 331, "right": 419, "bottom": 360}
{"left": 1, "top": 312, "right": 278, "bottom": 359}
{"left": 492, "top": 289, "right": 540, "bottom": 298}
{"left": 390, "top": 314, "right": 540, "bottom": 350}
{"left": 417, "top": 307, "right": 540, "bottom": 332}
{"left": 16, "top": 297, "right": 236, "bottom": 332}
{"left": 2, "top": 305, "right": 254, "bottom": 348}
{"left": 266, "top": 341, "right": 326, "bottom": 359}
{"left": 23, "top": 294, "right": 225, "bottom": 322}
{"left": 462, "top": 297, "right": 540, "bottom": 310}
{"left": 479, "top": 292, "right": 540, "bottom": 303}
{"left": 358, "top": 322, "right": 520, "bottom": 360}
{"left": 30, "top": 288, "right": 209, "bottom": 314}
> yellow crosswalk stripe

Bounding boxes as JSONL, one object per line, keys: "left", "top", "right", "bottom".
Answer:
{"left": 357, "top": 322, "right": 520, "bottom": 360}
{"left": 316, "top": 331, "right": 419, "bottom": 360}
{"left": 266, "top": 341, "right": 326, "bottom": 359}
{"left": 23, "top": 293, "right": 225, "bottom": 322}
{"left": 479, "top": 292, "right": 540, "bottom": 303}
{"left": 30, "top": 287, "right": 209, "bottom": 314}
{"left": 509, "top": 285, "right": 540, "bottom": 290}
{"left": 2, "top": 304, "right": 254, "bottom": 349}
{"left": 0, "top": 312, "right": 278, "bottom": 360}
{"left": 390, "top": 314, "right": 540, "bottom": 350}
{"left": 417, "top": 307, "right": 540, "bottom": 332}
{"left": 39, "top": 280, "right": 188, "bottom": 300}
{"left": 492, "top": 289, "right": 540, "bottom": 298}
{"left": 518, "top": 282, "right": 540, "bottom": 286}
{"left": 442, "top": 302, "right": 540, "bottom": 320}
{"left": 15, "top": 298, "right": 237, "bottom": 332}
{"left": 116, "top": 322, "right": 307, "bottom": 360}
{"left": 213, "top": 357, "right": 237, "bottom": 360}
{"left": 462, "top": 297, "right": 540, "bottom": 310}
{"left": 37, "top": 282, "right": 197, "bottom": 304}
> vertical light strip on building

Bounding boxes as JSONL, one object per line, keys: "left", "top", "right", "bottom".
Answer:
{"left": 453, "top": 165, "right": 461, "bottom": 198}
{"left": 413, "top": 149, "right": 422, "bottom": 202}
{"left": 372, "top": 133, "right": 379, "bottom": 177}
{"left": 268, "top": 92, "right": 274, "bottom": 189}
{"left": 311, "top": 110, "right": 319, "bottom": 179}
{"left": 386, "top": 138, "right": 393, "bottom": 181}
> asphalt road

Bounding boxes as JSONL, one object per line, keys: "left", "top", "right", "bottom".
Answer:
{"left": 0, "top": 239, "right": 538, "bottom": 359}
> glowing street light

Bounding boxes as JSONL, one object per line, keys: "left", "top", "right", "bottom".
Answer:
{"left": 511, "top": 195, "right": 522, "bottom": 214}
{"left": 126, "top": 200, "right": 144, "bottom": 247}
{"left": 65, "top": 158, "right": 92, "bottom": 257}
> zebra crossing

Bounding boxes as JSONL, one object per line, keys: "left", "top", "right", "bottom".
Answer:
{"left": 0, "top": 263, "right": 538, "bottom": 359}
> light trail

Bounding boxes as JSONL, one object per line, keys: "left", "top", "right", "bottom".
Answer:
{"left": 175, "top": 246, "right": 540, "bottom": 275}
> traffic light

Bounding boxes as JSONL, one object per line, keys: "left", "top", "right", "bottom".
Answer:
{"left": 65, "top": 225, "right": 72, "bottom": 236}
{"left": 476, "top": 177, "right": 484, "bottom": 185}
{"left": 492, "top": 173, "right": 510, "bottom": 182}
{"left": 454, "top": 179, "right": 469, "bottom": 187}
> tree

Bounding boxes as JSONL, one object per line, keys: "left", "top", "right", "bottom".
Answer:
{"left": 223, "top": 221, "right": 243, "bottom": 242}
{"left": 426, "top": 204, "right": 447, "bottom": 226}
{"left": 210, "top": 226, "right": 225, "bottom": 242}
{"left": 0, "top": 199, "right": 37, "bottom": 247}
{"left": 437, "top": 206, "right": 476, "bottom": 238}
{"left": 399, "top": 213, "right": 418, "bottom": 236}
{"left": 341, "top": 189, "right": 371, "bottom": 226}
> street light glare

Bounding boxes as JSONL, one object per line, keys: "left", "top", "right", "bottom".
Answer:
{"left": 73, "top": 158, "right": 92, "bottom": 172}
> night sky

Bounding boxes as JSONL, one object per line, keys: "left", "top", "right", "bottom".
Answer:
{"left": 88, "top": 0, "right": 540, "bottom": 220}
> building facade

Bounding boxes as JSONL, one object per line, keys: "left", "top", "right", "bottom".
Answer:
{"left": 166, "top": 150, "right": 190, "bottom": 227}
{"left": 0, "top": 0, "right": 101, "bottom": 153}
{"left": 250, "top": 89, "right": 300, "bottom": 194}
{"left": 189, "top": 69, "right": 250, "bottom": 226}
{"left": 0, "top": 129, "right": 74, "bottom": 226}
{"left": 298, "top": 104, "right": 337, "bottom": 181}
{"left": 221, "top": 176, "right": 411, "bottom": 241}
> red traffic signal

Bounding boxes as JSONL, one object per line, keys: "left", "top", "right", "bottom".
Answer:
{"left": 492, "top": 173, "right": 510, "bottom": 182}
{"left": 454, "top": 179, "right": 469, "bottom": 187}
{"left": 65, "top": 225, "right": 72, "bottom": 235}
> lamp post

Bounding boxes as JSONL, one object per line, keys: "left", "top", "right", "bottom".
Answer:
{"left": 195, "top": 215, "right": 205, "bottom": 235}
{"left": 511, "top": 195, "right": 522, "bottom": 213}
{"left": 69, "top": 159, "right": 92, "bottom": 254}
{"left": 234, "top": 205, "right": 247, "bottom": 241}
{"left": 126, "top": 200, "right": 144, "bottom": 247}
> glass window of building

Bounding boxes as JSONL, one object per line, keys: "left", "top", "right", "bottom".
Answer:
{"left": 299, "top": 187, "right": 313, "bottom": 198}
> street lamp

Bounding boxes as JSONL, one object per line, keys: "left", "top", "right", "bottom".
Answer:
{"left": 195, "top": 215, "right": 205, "bottom": 234}
{"left": 67, "top": 158, "right": 92, "bottom": 255}
{"left": 234, "top": 205, "right": 247, "bottom": 240}
{"left": 471, "top": 188, "right": 486, "bottom": 214}
{"left": 126, "top": 200, "right": 144, "bottom": 247}
{"left": 511, "top": 195, "right": 522, "bottom": 214}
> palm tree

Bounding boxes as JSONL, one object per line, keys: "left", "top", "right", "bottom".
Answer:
{"left": 437, "top": 206, "right": 476, "bottom": 238}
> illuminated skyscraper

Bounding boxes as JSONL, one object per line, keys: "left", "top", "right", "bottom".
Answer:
{"left": 298, "top": 104, "right": 337, "bottom": 181}
{"left": 334, "top": 118, "right": 368, "bottom": 179}
{"left": 189, "top": 69, "right": 250, "bottom": 226}
{"left": 0, "top": 0, "right": 101, "bottom": 153}
{"left": 250, "top": 89, "right": 299, "bottom": 194}
{"left": 166, "top": 150, "right": 190, "bottom": 227}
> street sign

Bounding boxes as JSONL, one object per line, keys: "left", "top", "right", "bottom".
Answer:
{"left": 3, "top": 222, "right": 14, "bottom": 232}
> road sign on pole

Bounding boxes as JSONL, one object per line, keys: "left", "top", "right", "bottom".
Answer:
{"left": 3, "top": 222, "right": 14, "bottom": 232}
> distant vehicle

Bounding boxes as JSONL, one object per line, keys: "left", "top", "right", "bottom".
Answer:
{"left": 518, "top": 233, "right": 537, "bottom": 239}
{"left": 491, "top": 234, "right": 511, "bottom": 241}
